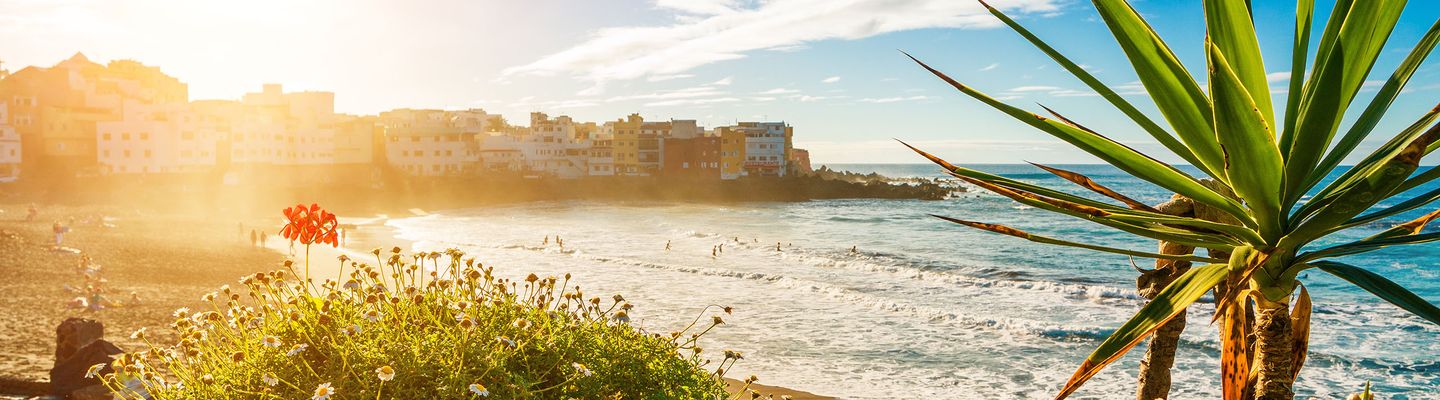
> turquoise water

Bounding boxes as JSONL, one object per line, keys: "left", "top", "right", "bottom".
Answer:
{"left": 389, "top": 164, "right": 1440, "bottom": 399}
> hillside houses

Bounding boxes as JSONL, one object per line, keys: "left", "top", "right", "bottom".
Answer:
{"left": 0, "top": 54, "right": 812, "bottom": 183}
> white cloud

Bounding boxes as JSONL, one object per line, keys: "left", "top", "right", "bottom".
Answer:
{"left": 1006, "top": 85, "right": 1061, "bottom": 92}
{"left": 797, "top": 95, "right": 829, "bottom": 102}
{"left": 645, "top": 97, "right": 742, "bottom": 107}
{"left": 503, "top": 0, "right": 1061, "bottom": 83}
{"left": 859, "top": 95, "right": 931, "bottom": 103}
{"left": 712, "top": 76, "right": 734, "bottom": 85}
{"left": 1266, "top": 71, "right": 1291, "bottom": 82}
{"left": 647, "top": 73, "right": 695, "bottom": 82}
{"left": 656, "top": 0, "right": 741, "bottom": 15}
{"left": 760, "top": 87, "right": 799, "bottom": 94}
{"left": 822, "top": 76, "right": 841, "bottom": 84}
{"left": 605, "top": 86, "right": 726, "bottom": 103}
{"left": 979, "top": 63, "right": 999, "bottom": 72}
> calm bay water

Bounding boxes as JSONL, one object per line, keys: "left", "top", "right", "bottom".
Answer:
{"left": 389, "top": 164, "right": 1440, "bottom": 399}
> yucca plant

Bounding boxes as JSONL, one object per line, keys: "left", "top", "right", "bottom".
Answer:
{"left": 904, "top": 0, "right": 1440, "bottom": 399}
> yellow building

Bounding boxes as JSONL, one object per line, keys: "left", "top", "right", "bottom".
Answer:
{"left": 611, "top": 113, "right": 644, "bottom": 175}
{"left": 718, "top": 127, "right": 745, "bottom": 180}
{"left": 41, "top": 106, "right": 117, "bottom": 175}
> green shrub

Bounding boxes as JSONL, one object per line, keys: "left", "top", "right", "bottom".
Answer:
{"left": 100, "top": 247, "right": 742, "bottom": 399}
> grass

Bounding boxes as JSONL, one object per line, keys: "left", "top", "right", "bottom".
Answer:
{"left": 99, "top": 246, "right": 746, "bottom": 399}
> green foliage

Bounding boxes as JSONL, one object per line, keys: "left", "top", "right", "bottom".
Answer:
{"left": 98, "top": 248, "right": 737, "bottom": 399}
{"left": 909, "top": 0, "right": 1440, "bottom": 397}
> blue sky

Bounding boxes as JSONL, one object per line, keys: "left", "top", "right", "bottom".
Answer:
{"left": 1, "top": 0, "right": 1438, "bottom": 164}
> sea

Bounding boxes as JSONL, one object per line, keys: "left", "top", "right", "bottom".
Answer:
{"left": 387, "top": 164, "right": 1440, "bottom": 399}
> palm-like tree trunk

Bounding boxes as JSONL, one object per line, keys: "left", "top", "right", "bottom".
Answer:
{"left": 1253, "top": 296, "right": 1295, "bottom": 399}
{"left": 1135, "top": 195, "right": 1194, "bottom": 400}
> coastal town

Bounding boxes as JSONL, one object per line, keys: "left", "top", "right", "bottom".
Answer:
{"left": 0, "top": 54, "right": 813, "bottom": 184}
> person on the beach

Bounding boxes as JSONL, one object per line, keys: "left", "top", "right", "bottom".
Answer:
{"left": 776, "top": 242, "right": 782, "bottom": 252}
{"left": 711, "top": 246, "right": 717, "bottom": 257}
{"left": 718, "top": 243, "right": 724, "bottom": 253}
{"left": 26, "top": 204, "right": 38, "bottom": 221}
{"left": 53, "top": 222, "right": 66, "bottom": 246}
{"left": 543, "top": 236, "right": 549, "bottom": 245}
{"left": 250, "top": 230, "right": 257, "bottom": 247}
{"left": 341, "top": 228, "right": 348, "bottom": 246}
{"left": 666, "top": 240, "right": 671, "bottom": 251}
{"left": 261, "top": 231, "right": 268, "bottom": 247}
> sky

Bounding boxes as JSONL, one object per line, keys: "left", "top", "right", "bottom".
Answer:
{"left": 1, "top": 0, "right": 1439, "bottom": 164}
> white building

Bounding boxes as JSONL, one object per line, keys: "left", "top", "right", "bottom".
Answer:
{"left": 477, "top": 133, "right": 523, "bottom": 172}
{"left": 735, "top": 121, "right": 790, "bottom": 177}
{"left": 95, "top": 100, "right": 225, "bottom": 174}
{"left": 0, "top": 103, "right": 20, "bottom": 182}
{"left": 587, "top": 122, "right": 615, "bottom": 176}
{"left": 230, "top": 84, "right": 370, "bottom": 167}
{"left": 518, "top": 112, "right": 591, "bottom": 179}
{"left": 379, "top": 108, "right": 485, "bottom": 176}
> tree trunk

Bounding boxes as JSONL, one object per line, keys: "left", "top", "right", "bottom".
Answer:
{"left": 1134, "top": 279, "right": 1187, "bottom": 400}
{"left": 1135, "top": 196, "right": 1194, "bottom": 400}
{"left": 1253, "top": 296, "right": 1295, "bottom": 399}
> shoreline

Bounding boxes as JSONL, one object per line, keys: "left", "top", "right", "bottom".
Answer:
{"left": 0, "top": 205, "right": 835, "bottom": 399}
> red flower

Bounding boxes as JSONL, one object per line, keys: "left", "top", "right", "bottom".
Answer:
{"left": 281, "top": 203, "right": 339, "bottom": 248}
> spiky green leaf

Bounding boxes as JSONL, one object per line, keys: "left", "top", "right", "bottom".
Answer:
{"left": 1056, "top": 263, "right": 1230, "bottom": 399}
{"left": 1314, "top": 261, "right": 1440, "bottom": 326}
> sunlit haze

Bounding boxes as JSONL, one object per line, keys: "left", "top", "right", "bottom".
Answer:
{"left": 7, "top": 0, "right": 1438, "bottom": 163}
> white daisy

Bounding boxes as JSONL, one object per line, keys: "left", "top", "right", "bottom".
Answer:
{"left": 468, "top": 383, "right": 489, "bottom": 396}
{"left": 312, "top": 382, "right": 335, "bottom": 400}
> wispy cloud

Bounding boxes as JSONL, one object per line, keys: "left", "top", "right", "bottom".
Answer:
{"left": 711, "top": 76, "right": 734, "bottom": 86}
{"left": 1006, "top": 85, "right": 1061, "bottom": 92}
{"left": 648, "top": 74, "right": 695, "bottom": 82}
{"left": 645, "top": 97, "right": 742, "bottom": 107}
{"left": 859, "top": 95, "right": 931, "bottom": 103}
{"left": 759, "top": 88, "right": 799, "bottom": 95}
{"left": 979, "top": 63, "right": 999, "bottom": 72}
{"left": 654, "top": 0, "right": 741, "bottom": 15}
{"left": 822, "top": 76, "right": 841, "bottom": 84}
{"left": 604, "top": 86, "right": 726, "bottom": 103}
{"left": 503, "top": 0, "right": 1061, "bottom": 83}
{"left": 1266, "top": 71, "right": 1291, "bottom": 82}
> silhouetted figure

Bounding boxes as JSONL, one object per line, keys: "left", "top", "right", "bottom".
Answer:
{"left": 711, "top": 246, "right": 717, "bottom": 257}
{"left": 543, "top": 236, "right": 549, "bottom": 245}
{"left": 718, "top": 244, "right": 724, "bottom": 253}
{"left": 851, "top": 246, "right": 858, "bottom": 254}
{"left": 665, "top": 240, "right": 671, "bottom": 251}
{"left": 53, "top": 222, "right": 67, "bottom": 246}
{"left": 26, "top": 204, "right": 38, "bottom": 221}
{"left": 261, "top": 231, "right": 268, "bottom": 247}
{"left": 250, "top": 230, "right": 257, "bottom": 247}
{"left": 776, "top": 242, "right": 782, "bottom": 252}
{"left": 341, "top": 228, "right": 348, "bottom": 246}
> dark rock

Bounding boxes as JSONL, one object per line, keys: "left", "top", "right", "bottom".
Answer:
{"left": 49, "top": 318, "right": 123, "bottom": 397}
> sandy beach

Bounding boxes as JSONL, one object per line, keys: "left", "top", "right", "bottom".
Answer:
{"left": 0, "top": 204, "right": 832, "bottom": 399}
